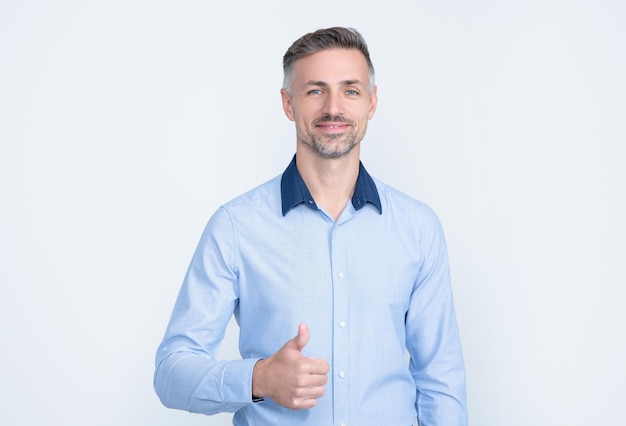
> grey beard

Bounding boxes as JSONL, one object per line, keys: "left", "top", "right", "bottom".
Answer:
{"left": 308, "top": 131, "right": 359, "bottom": 159}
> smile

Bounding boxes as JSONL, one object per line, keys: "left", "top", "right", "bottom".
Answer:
{"left": 316, "top": 123, "right": 349, "bottom": 131}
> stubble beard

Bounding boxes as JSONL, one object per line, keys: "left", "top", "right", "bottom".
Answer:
{"left": 304, "top": 116, "right": 360, "bottom": 159}
{"left": 309, "top": 132, "right": 359, "bottom": 159}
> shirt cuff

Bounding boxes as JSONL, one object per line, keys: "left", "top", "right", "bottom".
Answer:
{"left": 221, "top": 357, "right": 263, "bottom": 404}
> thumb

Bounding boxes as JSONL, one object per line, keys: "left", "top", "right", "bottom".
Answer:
{"left": 286, "top": 323, "right": 310, "bottom": 352}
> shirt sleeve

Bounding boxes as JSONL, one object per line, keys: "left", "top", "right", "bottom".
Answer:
{"left": 406, "top": 209, "right": 468, "bottom": 425}
{"left": 153, "top": 207, "right": 259, "bottom": 415}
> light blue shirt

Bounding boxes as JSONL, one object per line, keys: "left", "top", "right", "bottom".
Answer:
{"left": 154, "top": 156, "right": 467, "bottom": 425}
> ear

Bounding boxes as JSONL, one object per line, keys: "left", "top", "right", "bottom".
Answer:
{"left": 368, "top": 85, "right": 378, "bottom": 120}
{"left": 281, "top": 88, "right": 295, "bottom": 121}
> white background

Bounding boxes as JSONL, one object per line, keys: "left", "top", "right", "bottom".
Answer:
{"left": 1, "top": 1, "right": 624, "bottom": 425}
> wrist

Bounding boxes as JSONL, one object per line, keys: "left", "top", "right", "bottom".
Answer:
{"left": 251, "top": 358, "right": 267, "bottom": 400}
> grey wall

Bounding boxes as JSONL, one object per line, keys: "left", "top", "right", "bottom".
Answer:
{"left": 1, "top": 1, "right": 624, "bottom": 424}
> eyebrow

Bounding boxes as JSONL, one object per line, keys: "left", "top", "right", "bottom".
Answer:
{"left": 306, "top": 79, "right": 364, "bottom": 87}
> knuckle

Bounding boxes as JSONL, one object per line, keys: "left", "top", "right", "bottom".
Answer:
{"left": 294, "top": 376, "right": 307, "bottom": 387}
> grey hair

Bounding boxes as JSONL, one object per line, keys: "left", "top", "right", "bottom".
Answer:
{"left": 282, "top": 27, "right": 376, "bottom": 94}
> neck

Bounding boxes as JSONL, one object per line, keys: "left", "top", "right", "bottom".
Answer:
{"left": 295, "top": 144, "right": 360, "bottom": 221}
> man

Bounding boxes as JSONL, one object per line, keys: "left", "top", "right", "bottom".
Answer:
{"left": 154, "top": 27, "right": 467, "bottom": 425}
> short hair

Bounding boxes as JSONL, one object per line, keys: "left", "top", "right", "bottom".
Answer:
{"left": 282, "top": 27, "right": 376, "bottom": 94}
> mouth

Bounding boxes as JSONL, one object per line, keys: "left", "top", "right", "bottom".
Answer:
{"left": 314, "top": 115, "right": 352, "bottom": 134}
{"left": 316, "top": 122, "right": 350, "bottom": 133}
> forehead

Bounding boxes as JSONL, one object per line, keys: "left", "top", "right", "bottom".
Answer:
{"left": 291, "top": 48, "right": 369, "bottom": 85}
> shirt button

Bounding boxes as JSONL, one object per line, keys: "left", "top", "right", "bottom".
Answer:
{"left": 339, "top": 321, "right": 346, "bottom": 328}
{"left": 340, "top": 423, "right": 346, "bottom": 426}
{"left": 337, "top": 272, "right": 344, "bottom": 278}
{"left": 338, "top": 371, "right": 346, "bottom": 378}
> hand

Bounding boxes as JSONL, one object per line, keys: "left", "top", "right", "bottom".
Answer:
{"left": 252, "top": 323, "right": 329, "bottom": 410}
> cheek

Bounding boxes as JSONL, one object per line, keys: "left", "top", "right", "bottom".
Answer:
{"left": 294, "top": 110, "right": 315, "bottom": 127}
{"left": 295, "top": 117, "right": 312, "bottom": 135}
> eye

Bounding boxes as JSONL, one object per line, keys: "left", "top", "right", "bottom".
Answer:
{"left": 346, "top": 89, "right": 359, "bottom": 96}
{"left": 308, "top": 89, "right": 323, "bottom": 95}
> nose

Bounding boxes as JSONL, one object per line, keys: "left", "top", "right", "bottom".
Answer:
{"left": 321, "top": 90, "right": 343, "bottom": 117}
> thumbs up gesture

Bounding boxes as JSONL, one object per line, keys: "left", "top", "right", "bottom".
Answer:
{"left": 252, "top": 323, "right": 330, "bottom": 410}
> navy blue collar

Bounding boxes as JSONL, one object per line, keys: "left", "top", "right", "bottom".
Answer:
{"left": 280, "top": 155, "right": 382, "bottom": 216}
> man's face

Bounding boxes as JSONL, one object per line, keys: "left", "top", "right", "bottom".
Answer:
{"left": 281, "top": 48, "right": 377, "bottom": 159}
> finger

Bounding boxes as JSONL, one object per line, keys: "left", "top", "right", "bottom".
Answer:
{"left": 285, "top": 323, "right": 310, "bottom": 352}
{"left": 292, "top": 396, "right": 319, "bottom": 410}
{"left": 299, "top": 357, "right": 330, "bottom": 375}
{"left": 302, "top": 373, "right": 328, "bottom": 387}
{"left": 292, "top": 384, "right": 326, "bottom": 403}
{"left": 296, "top": 384, "right": 327, "bottom": 399}
{"left": 294, "top": 323, "right": 310, "bottom": 351}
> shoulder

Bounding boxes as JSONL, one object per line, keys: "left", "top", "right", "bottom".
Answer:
{"left": 202, "top": 175, "right": 282, "bottom": 240}
{"left": 373, "top": 177, "right": 439, "bottom": 221}
{"left": 220, "top": 174, "right": 282, "bottom": 214}
{"left": 371, "top": 178, "right": 449, "bottom": 255}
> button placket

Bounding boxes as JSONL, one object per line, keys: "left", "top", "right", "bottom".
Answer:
{"left": 330, "top": 224, "right": 350, "bottom": 425}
